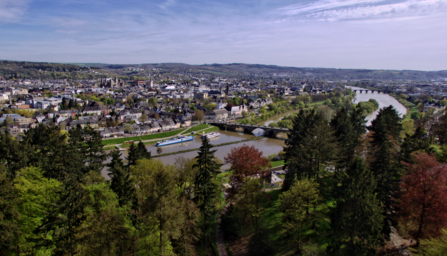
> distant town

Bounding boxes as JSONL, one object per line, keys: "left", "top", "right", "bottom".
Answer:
{"left": 0, "top": 61, "right": 446, "bottom": 138}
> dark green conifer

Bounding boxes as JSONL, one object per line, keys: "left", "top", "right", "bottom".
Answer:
{"left": 193, "top": 137, "right": 220, "bottom": 252}
{"left": 69, "top": 125, "right": 107, "bottom": 174}
{"left": 330, "top": 107, "right": 366, "bottom": 171}
{"left": 126, "top": 141, "right": 151, "bottom": 167}
{"left": 0, "top": 166, "right": 21, "bottom": 255}
{"left": 328, "top": 158, "right": 383, "bottom": 256}
{"left": 368, "top": 106, "right": 403, "bottom": 240}
{"left": 107, "top": 150, "right": 138, "bottom": 211}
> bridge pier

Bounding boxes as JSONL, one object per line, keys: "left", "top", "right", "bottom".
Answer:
{"left": 264, "top": 129, "right": 282, "bottom": 138}
{"left": 225, "top": 125, "right": 237, "bottom": 131}
{"left": 243, "top": 127, "right": 256, "bottom": 134}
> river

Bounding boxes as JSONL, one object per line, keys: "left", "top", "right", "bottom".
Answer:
{"left": 347, "top": 86, "right": 407, "bottom": 125}
{"left": 101, "top": 89, "right": 406, "bottom": 177}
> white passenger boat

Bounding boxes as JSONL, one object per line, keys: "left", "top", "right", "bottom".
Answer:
{"left": 156, "top": 136, "right": 194, "bottom": 147}
{"left": 201, "top": 132, "right": 220, "bottom": 139}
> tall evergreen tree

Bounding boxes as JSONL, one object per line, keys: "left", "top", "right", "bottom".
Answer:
{"left": 193, "top": 137, "right": 220, "bottom": 252}
{"left": 108, "top": 150, "right": 138, "bottom": 213}
{"left": 282, "top": 110, "right": 315, "bottom": 191}
{"left": 303, "top": 116, "right": 339, "bottom": 179}
{"left": 0, "top": 130, "right": 30, "bottom": 178}
{"left": 328, "top": 158, "right": 383, "bottom": 255}
{"left": 22, "top": 124, "right": 83, "bottom": 180}
{"left": 400, "top": 126, "right": 430, "bottom": 164}
{"left": 34, "top": 173, "right": 87, "bottom": 256}
{"left": 283, "top": 109, "right": 339, "bottom": 191}
{"left": 368, "top": 106, "right": 403, "bottom": 240}
{"left": 69, "top": 125, "right": 107, "bottom": 174}
{"left": 68, "top": 99, "right": 75, "bottom": 109}
{"left": 0, "top": 166, "right": 21, "bottom": 255}
{"left": 127, "top": 141, "right": 151, "bottom": 167}
{"left": 330, "top": 107, "right": 366, "bottom": 171}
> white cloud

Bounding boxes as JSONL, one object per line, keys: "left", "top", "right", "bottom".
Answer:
{"left": 0, "top": 0, "right": 31, "bottom": 23}
{"left": 273, "top": 0, "right": 447, "bottom": 22}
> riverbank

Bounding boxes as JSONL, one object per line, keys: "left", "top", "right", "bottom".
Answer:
{"left": 117, "top": 125, "right": 220, "bottom": 149}
{"left": 153, "top": 136, "right": 263, "bottom": 158}
{"left": 102, "top": 128, "right": 187, "bottom": 145}
{"left": 389, "top": 93, "right": 418, "bottom": 120}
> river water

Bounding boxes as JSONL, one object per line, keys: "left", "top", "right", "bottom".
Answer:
{"left": 101, "top": 88, "right": 406, "bottom": 177}
{"left": 347, "top": 86, "right": 407, "bottom": 125}
{"left": 114, "top": 130, "right": 285, "bottom": 171}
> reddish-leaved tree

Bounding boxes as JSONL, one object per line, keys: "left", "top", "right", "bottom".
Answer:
{"left": 224, "top": 144, "right": 271, "bottom": 191}
{"left": 400, "top": 152, "right": 447, "bottom": 240}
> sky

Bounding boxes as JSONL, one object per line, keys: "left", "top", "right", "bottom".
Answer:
{"left": 0, "top": 0, "right": 446, "bottom": 70}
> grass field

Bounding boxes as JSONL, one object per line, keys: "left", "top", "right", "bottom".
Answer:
{"left": 102, "top": 128, "right": 186, "bottom": 145}
{"left": 102, "top": 136, "right": 141, "bottom": 145}
{"left": 181, "top": 124, "right": 211, "bottom": 134}
{"left": 140, "top": 128, "right": 186, "bottom": 140}
{"left": 199, "top": 126, "right": 220, "bottom": 134}
{"left": 271, "top": 160, "right": 285, "bottom": 167}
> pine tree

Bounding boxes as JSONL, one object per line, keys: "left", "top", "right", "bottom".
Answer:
{"left": 34, "top": 173, "right": 87, "bottom": 256}
{"left": 0, "top": 166, "right": 21, "bottom": 255}
{"left": 23, "top": 124, "right": 78, "bottom": 180}
{"left": 283, "top": 109, "right": 339, "bottom": 191}
{"left": 137, "top": 141, "right": 151, "bottom": 159}
{"left": 193, "top": 137, "right": 220, "bottom": 252}
{"left": 330, "top": 107, "right": 366, "bottom": 171}
{"left": 68, "top": 99, "right": 75, "bottom": 109}
{"left": 69, "top": 125, "right": 107, "bottom": 174}
{"left": 400, "top": 126, "right": 430, "bottom": 164}
{"left": 368, "top": 106, "right": 403, "bottom": 240}
{"left": 127, "top": 141, "right": 151, "bottom": 167}
{"left": 108, "top": 150, "right": 138, "bottom": 213}
{"left": 61, "top": 97, "right": 67, "bottom": 110}
{"left": 303, "top": 116, "right": 339, "bottom": 179}
{"left": 282, "top": 110, "right": 313, "bottom": 191}
{"left": 328, "top": 158, "right": 383, "bottom": 255}
{"left": 0, "top": 129, "right": 31, "bottom": 178}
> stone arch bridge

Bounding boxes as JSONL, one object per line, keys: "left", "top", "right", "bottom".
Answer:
{"left": 353, "top": 89, "right": 382, "bottom": 94}
{"left": 208, "top": 122, "right": 289, "bottom": 138}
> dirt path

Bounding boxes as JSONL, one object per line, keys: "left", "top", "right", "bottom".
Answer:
{"left": 216, "top": 204, "right": 231, "bottom": 256}
{"left": 389, "top": 226, "right": 413, "bottom": 256}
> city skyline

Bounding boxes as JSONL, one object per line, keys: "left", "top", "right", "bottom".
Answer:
{"left": 1, "top": 0, "right": 446, "bottom": 71}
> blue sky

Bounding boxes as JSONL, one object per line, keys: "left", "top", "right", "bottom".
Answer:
{"left": 0, "top": 0, "right": 446, "bottom": 70}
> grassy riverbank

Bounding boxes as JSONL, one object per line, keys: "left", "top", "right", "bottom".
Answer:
{"left": 181, "top": 124, "right": 211, "bottom": 134}
{"left": 102, "top": 128, "right": 187, "bottom": 146}
{"left": 195, "top": 126, "right": 220, "bottom": 134}
{"left": 152, "top": 136, "right": 263, "bottom": 158}
{"left": 389, "top": 93, "right": 417, "bottom": 120}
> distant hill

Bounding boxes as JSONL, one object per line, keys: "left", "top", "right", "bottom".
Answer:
{"left": 98, "top": 63, "right": 447, "bottom": 81}
{"left": 0, "top": 61, "right": 119, "bottom": 80}
{"left": 1, "top": 60, "right": 446, "bottom": 81}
